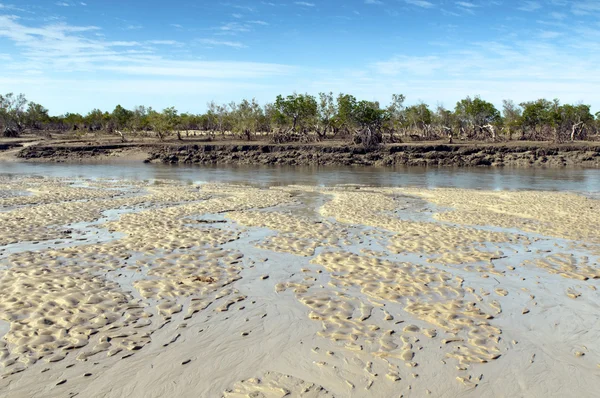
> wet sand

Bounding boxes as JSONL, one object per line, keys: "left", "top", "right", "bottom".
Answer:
{"left": 0, "top": 177, "right": 598, "bottom": 397}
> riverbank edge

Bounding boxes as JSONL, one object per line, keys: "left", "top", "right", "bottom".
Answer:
{"left": 10, "top": 141, "right": 600, "bottom": 167}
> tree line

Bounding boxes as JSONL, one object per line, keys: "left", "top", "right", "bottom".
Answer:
{"left": 1, "top": 92, "right": 599, "bottom": 147}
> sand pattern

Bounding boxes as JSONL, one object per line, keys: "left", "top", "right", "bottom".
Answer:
{"left": 0, "top": 250, "right": 152, "bottom": 371}
{"left": 223, "top": 372, "right": 334, "bottom": 397}
{"left": 0, "top": 178, "right": 598, "bottom": 397}
{"left": 228, "top": 210, "right": 353, "bottom": 256}
{"left": 400, "top": 188, "right": 600, "bottom": 243}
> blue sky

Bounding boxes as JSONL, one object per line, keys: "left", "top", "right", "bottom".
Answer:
{"left": 0, "top": 0, "right": 599, "bottom": 115}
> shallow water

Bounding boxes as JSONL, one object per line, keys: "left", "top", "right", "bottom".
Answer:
{"left": 1, "top": 162, "right": 600, "bottom": 192}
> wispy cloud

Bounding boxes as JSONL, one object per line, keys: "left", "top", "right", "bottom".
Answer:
{"left": 197, "top": 38, "right": 247, "bottom": 48}
{"left": 571, "top": 0, "right": 600, "bottom": 15}
{"left": 404, "top": 0, "right": 435, "bottom": 9}
{"left": 294, "top": 2, "right": 315, "bottom": 7}
{"left": 371, "top": 38, "right": 600, "bottom": 85}
{"left": 0, "top": 15, "right": 290, "bottom": 80}
{"left": 0, "top": 3, "right": 26, "bottom": 12}
{"left": 373, "top": 55, "right": 444, "bottom": 76}
{"left": 518, "top": 1, "right": 541, "bottom": 12}
{"left": 456, "top": 1, "right": 479, "bottom": 8}
{"left": 365, "top": 0, "right": 384, "bottom": 4}
{"left": 538, "top": 30, "right": 562, "bottom": 39}
{"left": 217, "top": 21, "right": 251, "bottom": 34}
{"left": 147, "top": 40, "right": 183, "bottom": 46}
{"left": 101, "top": 61, "right": 292, "bottom": 78}
{"left": 55, "top": 1, "right": 86, "bottom": 6}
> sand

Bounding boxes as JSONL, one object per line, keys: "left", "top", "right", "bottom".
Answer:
{"left": 0, "top": 178, "right": 598, "bottom": 397}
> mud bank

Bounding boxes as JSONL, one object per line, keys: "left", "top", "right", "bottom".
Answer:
{"left": 15, "top": 142, "right": 153, "bottom": 162}
{"left": 13, "top": 141, "right": 600, "bottom": 167}
{"left": 0, "top": 143, "right": 23, "bottom": 151}
{"left": 147, "top": 143, "right": 600, "bottom": 167}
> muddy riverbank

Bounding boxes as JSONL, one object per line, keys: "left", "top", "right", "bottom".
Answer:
{"left": 11, "top": 140, "right": 600, "bottom": 167}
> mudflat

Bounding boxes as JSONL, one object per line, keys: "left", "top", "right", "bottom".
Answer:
{"left": 3, "top": 135, "right": 600, "bottom": 167}
{"left": 0, "top": 177, "right": 599, "bottom": 397}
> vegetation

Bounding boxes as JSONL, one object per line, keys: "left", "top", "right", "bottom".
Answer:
{"left": 1, "top": 92, "right": 598, "bottom": 146}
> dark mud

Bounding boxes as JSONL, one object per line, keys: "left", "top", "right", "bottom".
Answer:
{"left": 15, "top": 141, "right": 600, "bottom": 167}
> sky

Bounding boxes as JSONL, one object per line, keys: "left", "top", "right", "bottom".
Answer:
{"left": 0, "top": 0, "right": 599, "bottom": 115}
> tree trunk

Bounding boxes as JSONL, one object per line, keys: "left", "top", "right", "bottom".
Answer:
{"left": 571, "top": 122, "right": 583, "bottom": 142}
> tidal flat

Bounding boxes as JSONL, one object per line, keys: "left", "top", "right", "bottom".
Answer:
{"left": 0, "top": 176, "right": 598, "bottom": 397}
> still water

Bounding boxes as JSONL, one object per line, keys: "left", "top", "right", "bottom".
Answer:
{"left": 1, "top": 162, "right": 599, "bottom": 192}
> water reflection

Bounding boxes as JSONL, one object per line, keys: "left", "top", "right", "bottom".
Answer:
{"left": 1, "top": 162, "right": 599, "bottom": 192}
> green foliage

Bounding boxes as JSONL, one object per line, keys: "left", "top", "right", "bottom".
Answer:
{"left": 387, "top": 94, "right": 406, "bottom": 129}
{"left": 433, "top": 105, "right": 454, "bottom": 128}
{"left": 455, "top": 96, "right": 501, "bottom": 127}
{"left": 112, "top": 105, "right": 134, "bottom": 131}
{"left": 25, "top": 102, "right": 49, "bottom": 130}
{"left": 85, "top": 109, "right": 106, "bottom": 131}
{"left": 352, "top": 101, "right": 386, "bottom": 129}
{"left": 2, "top": 91, "right": 598, "bottom": 143}
{"left": 63, "top": 112, "right": 84, "bottom": 130}
{"left": 334, "top": 93, "right": 357, "bottom": 134}
{"left": 273, "top": 93, "right": 318, "bottom": 133}
{"left": 147, "top": 109, "right": 169, "bottom": 140}
{"left": 0, "top": 93, "right": 27, "bottom": 135}
{"left": 230, "top": 98, "right": 263, "bottom": 140}
{"left": 520, "top": 99, "right": 556, "bottom": 131}
{"left": 316, "top": 92, "right": 336, "bottom": 138}
{"left": 351, "top": 100, "right": 388, "bottom": 148}
{"left": 130, "top": 105, "right": 151, "bottom": 132}
{"left": 404, "top": 103, "right": 432, "bottom": 129}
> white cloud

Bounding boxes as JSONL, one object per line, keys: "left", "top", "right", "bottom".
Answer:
{"left": 109, "top": 41, "right": 141, "bottom": 47}
{"left": 217, "top": 22, "right": 251, "bottom": 34}
{"left": 146, "top": 40, "right": 183, "bottom": 46}
{"left": 100, "top": 61, "right": 293, "bottom": 78}
{"left": 404, "top": 0, "right": 435, "bottom": 9}
{"left": 572, "top": 1, "right": 600, "bottom": 15}
{"left": 370, "top": 38, "right": 600, "bottom": 91}
{"left": 373, "top": 55, "right": 444, "bottom": 76}
{"left": 0, "top": 3, "right": 26, "bottom": 11}
{"left": 518, "top": 1, "right": 541, "bottom": 12}
{"left": 197, "top": 39, "right": 247, "bottom": 48}
{"left": 295, "top": 2, "right": 315, "bottom": 7}
{"left": 248, "top": 20, "right": 269, "bottom": 25}
{"left": 456, "top": 1, "right": 479, "bottom": 8}
{"left": 0, "top": 77, "right": 277, "bottom": 114}
{"left": 365, "top": 0, "right": 384, "bottom": 4}
{"left": 538, "top": 30, "right": 562, "bottom": 39}
{"left": 0, "top": 15, "right": 291, "bottom": 80}
{"left": 55, "top": 1, "right": 86, "bottom": 6}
